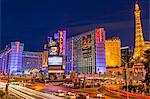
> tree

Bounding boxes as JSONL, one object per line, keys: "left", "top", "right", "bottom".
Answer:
{"left": 0, "top": 90, "right": 5, "bottom": 97}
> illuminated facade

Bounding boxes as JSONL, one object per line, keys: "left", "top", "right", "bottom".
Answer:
{"left": 66, "top": 28, "right": 106, "bottom": 74}
{"left": 0, "top": 41, "right": 24, "bottom": 74}
{"left": 22, "top": 51, "right": 43, "bottom": 71}
{"left": 44, "top": 30, "right": 66, "bottom": 79}
{"left": 133, "top": 1, "right": 149, "bottom": 80}
{"left": 0, "top": 41, "right": 44, "bottom": 74}
{"left": 105, "top": 38, "right": 121, "bottom": 67}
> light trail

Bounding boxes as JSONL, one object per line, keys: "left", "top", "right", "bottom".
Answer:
{"left": 0, "top": 82, "right": 63, "bottom": 99}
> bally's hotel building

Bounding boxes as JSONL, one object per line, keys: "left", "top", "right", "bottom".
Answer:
{"left": 66, "top": 28, "right": 106, "bottom": 74}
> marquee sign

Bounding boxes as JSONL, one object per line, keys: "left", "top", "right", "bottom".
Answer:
{"left": 59, "top": 31, "right": 63, "bottom": 55}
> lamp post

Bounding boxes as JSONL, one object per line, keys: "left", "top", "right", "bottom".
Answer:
{"left": 4, "top": 48, "right": 11, "bottom": 98}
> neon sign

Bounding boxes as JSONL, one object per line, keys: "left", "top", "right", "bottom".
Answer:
{"left": 59, "top": 31, "right": 63, "bottom": 55}
{"left": 16, "top": 41, "right": 20, "bottom": 53}
{"left": 96, "top": 29, "right": 102, "bottom": 43}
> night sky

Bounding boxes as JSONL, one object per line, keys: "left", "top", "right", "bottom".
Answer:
{"left": 1, "top": 0, "right": 150, "bottom": 51}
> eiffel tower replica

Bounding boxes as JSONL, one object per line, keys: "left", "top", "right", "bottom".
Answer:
{"left": 133, "top": 1, "right": 146, "bottom": 80}
{"left": 133, "top": 1, "right": 145, "bottom": 58}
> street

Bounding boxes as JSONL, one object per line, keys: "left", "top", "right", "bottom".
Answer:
{"left": 28, "top": 83, "right": 150, "bottom": 99}
{"left": 0, "top": 82, "right": 63, "bottom": 99}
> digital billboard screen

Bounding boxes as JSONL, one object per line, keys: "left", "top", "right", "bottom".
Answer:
{"left": 48, "top": 56, "right": 62, "bottom": 66}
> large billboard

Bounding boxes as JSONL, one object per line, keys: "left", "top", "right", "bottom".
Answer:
{"left": 48, "top": 56, "right": 62, "bottom": 66}
{"left": 82, "top": 34, "right": 92, "bottom": 58}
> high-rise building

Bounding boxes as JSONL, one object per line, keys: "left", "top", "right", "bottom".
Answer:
{"left": 0, "top": 41, "right": 24, "bottom": 74}
{"left": 44, "top": 30, "right": 66, "bottom": 79}
{"left": 9, "top": 42, "right": 24, "bottom": 74}
{"left": 66, "top": 28, "right": 106, "bottom": 74}
{"left": 105, "top": 37, "right": 121, "bottom": 67}
{"left": 133, "top": 1, "right": 145, "bottom": 58}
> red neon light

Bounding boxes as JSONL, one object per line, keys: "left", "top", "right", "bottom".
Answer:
{"left": 96, "top": 28, "right": 102, "bottom": 43}
{"left": 99, "top": 29, "right": 102, "bottom": 42}
{"left": 59, "top": 31, "right": 63, "bottom": 55}
{"left": 16, "top": 41, "right": 20, "bottom": 53}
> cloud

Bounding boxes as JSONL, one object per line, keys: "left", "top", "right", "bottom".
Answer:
{"left": 66, "top": 18, "right": 149, "bottom": 35}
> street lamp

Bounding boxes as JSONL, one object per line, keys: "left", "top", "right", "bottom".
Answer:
{"left": 4, "top": 48, "right": 11, "bottom": 98}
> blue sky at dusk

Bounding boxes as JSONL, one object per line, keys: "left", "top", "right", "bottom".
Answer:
{"left": 1, "top": 0, "right": 150, "bottom": 51}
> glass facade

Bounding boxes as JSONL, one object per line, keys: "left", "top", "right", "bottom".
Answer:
{"left": 66, "top": 28, "right": 106, "bottom": 74}
{"left": 65, "top": 38, "right": 73, "bottom": 74}
{"left": 9, "top": 42, "right": 24, "bottom": 74}
{"left": 95, "top": 28, "right": 106, "bottom": 74}
{"left": 0, "top": 41, "right": 24, "bottom": 74}
{"left": 22, "top": 51, "right": 43, "bottom": 71}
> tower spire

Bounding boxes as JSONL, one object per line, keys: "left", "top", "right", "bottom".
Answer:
{"left": 133, "top": 0, "right": 145, "bottom": 58}
{"left": 135, "top": 0, "right": 140, "bottom": 11}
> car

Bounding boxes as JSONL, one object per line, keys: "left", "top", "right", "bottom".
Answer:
{"left": 54, "top": 90, "right": 65, "bottom": 97}
{"left": 63, "top": 83, "right": 74, "bottom": 87}
{"left": 96, "top": 94, "right": 105, "bottom": 99}
{"left": 76, "top": 92, "right": 89, "bottom": 99}
{"left": 69, "top": 93, "right": 76, "bottom": 99}
{"left": 24, "top": 83, "right": 32, "bottom": 86}
{"left": 66, "top": 91, "right": 77, "bottom": 99}
{"left": 58, "top": 91, "right": 65, "bottom": 97}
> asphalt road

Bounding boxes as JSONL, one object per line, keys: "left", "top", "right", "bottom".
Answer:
{"left": 30, "top": 84, "right": 149, "bottom": 99}
{"left": 0, "top": 82, "right": 63, "bottom": 99}
{"left": 0, "top": 80, "right": 149, "bottom": 99}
